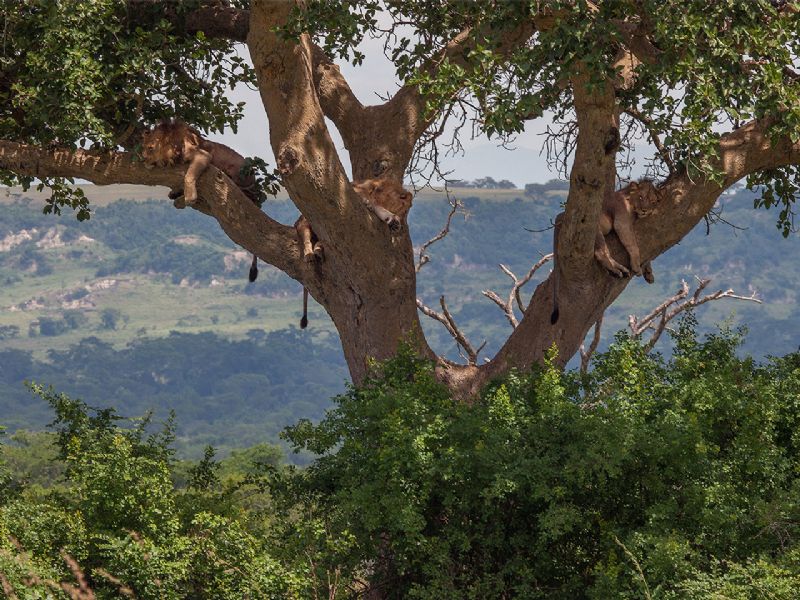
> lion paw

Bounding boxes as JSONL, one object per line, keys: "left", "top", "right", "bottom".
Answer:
{"left": 386, "top": 217, "right": 402, "bottom": 232}
{"left": 609, "top": 265, "right": 630, "bottom": 278}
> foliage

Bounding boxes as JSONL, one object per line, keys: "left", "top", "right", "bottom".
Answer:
{"left": 283, "top": 325, "right": 800, "bottom": 598}
{"left": 284, "top": 1, "right": 800, "bottom": 222}
{"left": 2, "top": 325, "right": 800, "bottom": 597}
{"left": 0, "top": 386, "right": 303, "bottom": 599}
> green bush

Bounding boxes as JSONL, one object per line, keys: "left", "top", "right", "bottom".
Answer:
{"left": 0, "top": 387, "right": 303, "bottom": 599}
{"left": 285, "top": 321, "right": 800, "bottom": 598}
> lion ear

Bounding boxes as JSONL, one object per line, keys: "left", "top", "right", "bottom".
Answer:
{"left": 629, "top": 181, "right": 640, "bottom": 191}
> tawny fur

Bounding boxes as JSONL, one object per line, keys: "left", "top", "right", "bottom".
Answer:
{"left": 551, "top": 180, "right": 660, "bottom": 324}
{"left": 141, "top": 121, "right": 261, "bottom": 279}
{"left": 141, "top": 121, "right": 259, "bottom": 204}
{"left": 296, "top": 178, "right": 414, "bottom": 328}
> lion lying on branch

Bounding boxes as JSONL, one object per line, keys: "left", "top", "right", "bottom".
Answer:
{"left": 141, "top": 120, "right": 414, "bottom": 329}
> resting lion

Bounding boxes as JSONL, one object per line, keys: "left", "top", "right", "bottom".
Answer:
{"left": 551, "top": 179, "right": 660, "bottom": 324}
{"left": 141, "top": 120, "right": 262, "bottom": 281}
{"left": 296, "top": 177, "right": 413, "bottom": 328}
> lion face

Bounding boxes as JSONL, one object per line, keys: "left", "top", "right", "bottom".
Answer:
{"left": 630, "top": 180, "right": 660, "bottom": 218}
{"left": 140, "top": 122, "right": 198, "bottom": 167}
{"left": 355, "top": 178, "right": 413, "bottom": 217}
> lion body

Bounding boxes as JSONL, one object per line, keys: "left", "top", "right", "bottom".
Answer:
{"left": 141, "top": 121, "right": 259, "bottom": 205}
{"left": 551, "top": 180, "right": 660, "bottom": 324}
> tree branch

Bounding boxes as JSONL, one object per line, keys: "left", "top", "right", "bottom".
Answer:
{"left": 416, "top": 196, "right": 464, "bottom": 272}
{"left": 482, "top": 255, "right": 554, "bottom": 328}
{"left": 579, "top": 317, "right": 603, "bottom": 374}
{"left": 558, "top": 73, "right": 619, "bottom": 275}
{"left": 417, "top": 296, "right": 484, "bottom": 366}
{"left": 623, "top": 108, "right": 676, "bottom": 172}
{"left": 629, "top": 276, "right": 762, "bottom": 352}
{"left": 125, "top": 0, "right": 249, "bottom": 43}
{"left": 0, "top": 140, "right": 303, "bottom": 278}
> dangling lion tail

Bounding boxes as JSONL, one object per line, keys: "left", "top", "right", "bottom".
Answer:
{"left": 300, "top": 287, "right": 309, "bottom": 329}
{"left": 248, "top": 254, "right": 258, "bottom": 282}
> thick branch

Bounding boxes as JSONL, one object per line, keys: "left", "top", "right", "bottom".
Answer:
{"left": 440, "top": 115, "right": 800, "bottom": 397}
{"left": 559, "top": 74, "right": 618, "bottom": 273}
{"left": 248, "top": 1, "right": 395, "bottom": 254}
{"left": 310, "top": 45, "right": 364, "bottom": 144}
{"left": 126, "top": 0, "right": 249, "bottom": 42}
{"left": 0, "top": 140, "right": 302, "bottom": 278}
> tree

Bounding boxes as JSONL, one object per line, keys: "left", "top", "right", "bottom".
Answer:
{"left": 0, "top": 1, "right": 798, "bottom": 396}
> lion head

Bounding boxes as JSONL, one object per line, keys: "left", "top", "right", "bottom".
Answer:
{"left": 629, "top": 180, "right": 661, "bottom": 218}
{"left": 141, "top": 121, "right": 201, "bottom": 168}
{"left": 353, "top": 178, "right": 413, "bottom": 217}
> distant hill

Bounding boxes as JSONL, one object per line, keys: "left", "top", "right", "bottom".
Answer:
{"left": 1, "top": 182, "right": 797, "bottom": 457}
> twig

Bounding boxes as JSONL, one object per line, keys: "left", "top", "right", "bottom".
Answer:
{"left": 482, "top": 254, "right": 554, "bottom": 328}
{"left": 629, "top": 276, "right": 762, "bottom": 352}
{"left": 0, "top": 571, "right": 18, "bottom": 600}
{"left": 416, "top": 296, "right": 485, "bottom": 365}
{"left": 60, "top": 551, "right": 96, "bottom": 600}
{"left": 613, "top": 535, "right": 653, "bottom": 600}
{"left": 416, "top": 196, "right": 465, "bottom": 272}
{"left": 579, "top": 316, "right": 603, "bottom": 374}
{"left": 623, "top": 107, "right": 676, "bottom": 173}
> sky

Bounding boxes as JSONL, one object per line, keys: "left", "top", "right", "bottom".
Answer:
{"left": 208, "top": 38, "right": 562, "bottom": 188}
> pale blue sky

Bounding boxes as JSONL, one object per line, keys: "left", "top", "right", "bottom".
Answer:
{"left": 209, "top": 40, "right": 560, "bottom": 187}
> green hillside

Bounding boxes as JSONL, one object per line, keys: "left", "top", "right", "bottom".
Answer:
{"left": 1, "top": 182, "right": 798, "bottom": 457}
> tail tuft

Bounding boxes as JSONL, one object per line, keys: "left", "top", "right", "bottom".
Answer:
{"left": 248, "top": 255, "right": 258, "bottom": 282}
{"left": 300, "top": 316, "right": 308, "bottom": 329}
{"left": 550, "top": 308, "right": 559, "bottom": 325}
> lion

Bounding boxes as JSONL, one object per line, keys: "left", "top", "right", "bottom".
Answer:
{"left": 141, "top": 121, "right": 263, "bottom": 281}
{"left": 551, "top": 179, "right": 660, "bottom": 324}
{"left": 352, "top": 178, "right": 413, "bottom": 232}
{"left": 296, "top": 177, "right": 414, "bottom": 328}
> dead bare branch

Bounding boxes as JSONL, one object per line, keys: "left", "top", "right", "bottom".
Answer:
{"left": 416, "top": 296, "right": 484, "bottom": 365}
{"left": 482, "top": 254, "right": 554, "bottom": 328}
{"left": 0, "top": 571, "right": 18, "bottom": 600}
{"left": 579, "top": 277, "right": 762, "bottom": 372}
{"left": 416, "top": 196, "right": 465, "bottom": 272}
{"left": 629, "top": 276, "right": 762, "bottom": 353}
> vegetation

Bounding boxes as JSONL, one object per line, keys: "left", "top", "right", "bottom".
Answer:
{"left": 2, "top": 324, "right": 800, "bottom": 598}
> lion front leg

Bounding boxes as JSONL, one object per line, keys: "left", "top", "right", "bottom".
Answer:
{"left": 613, "top": 216, "right": 643, "bottom": 275}
{"left": 595, "top": 230, "right": 630, "bottom": 278}
{"left": 368, "top": 203, "right": 402, "bottom": 232}
{"left": 182, "top": 148, "right": 212, "bottom": 205}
